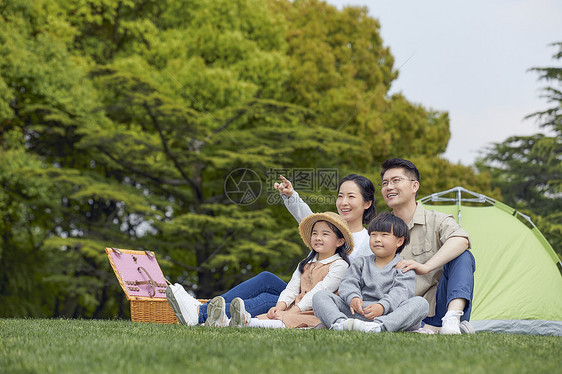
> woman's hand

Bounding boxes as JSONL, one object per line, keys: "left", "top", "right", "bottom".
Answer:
{"left": 273, "top": 175, "right": 294, "bottom": 198}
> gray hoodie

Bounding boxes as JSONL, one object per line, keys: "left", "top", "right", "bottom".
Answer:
{"left": 338, "top": 254, "right": 416, "bottom": 314}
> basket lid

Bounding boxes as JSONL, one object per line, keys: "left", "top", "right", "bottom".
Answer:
{"left": 105, "top": 247, "right": 168, "bottom": 300}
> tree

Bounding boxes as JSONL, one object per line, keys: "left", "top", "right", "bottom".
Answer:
{"left": 272, "top": 0, "right": 453, "bottom": 166}
{"left": 0, "top": 0, "right": 494, "bottom": 318}
{"left": 477, "top": 42, "right": 562, "bottom": 255}
{"left": 0, "top": 0, "right": 135, "bottom": 318}
{"left": 270, "top": 1, "right": 492, "bottom": 200}
{"left": 0, "top": 0, "right": 361, "bottom": 317}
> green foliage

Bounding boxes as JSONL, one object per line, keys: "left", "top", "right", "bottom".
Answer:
{"left": 1, "top": 319, "right": 561, "bottom": 373}
{"left": 477, "top": 42, "right": 562, "bottom": 254}
{"left": 272, "top": 0, "right": 453, "bottom": 165}
{"left": 0, "top": 131, "right": 57, "bottom": 316}
{"left": 527, "top": 42, "right": 562, "bottom": 133}
{"left": 0, "top": 0, "right": 493, "bottom": 318}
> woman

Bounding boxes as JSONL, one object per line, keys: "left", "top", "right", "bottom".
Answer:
{"left": 167, "top": 174, "right": 377, "bottom": 326}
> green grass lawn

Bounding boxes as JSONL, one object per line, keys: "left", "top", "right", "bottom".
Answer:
{"left": 1, "top": 319, "right": 560, "bottom": 374}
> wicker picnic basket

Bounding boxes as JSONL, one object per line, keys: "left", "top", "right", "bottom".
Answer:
{"left": 105, "top": 247, "right": 178, "bottom": 324}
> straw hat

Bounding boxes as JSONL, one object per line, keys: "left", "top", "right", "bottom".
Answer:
{"left": 299, "top": 212, "right": 354, "bottom": 255}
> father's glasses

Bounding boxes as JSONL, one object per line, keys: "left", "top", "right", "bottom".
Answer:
{"left": 379, "top": 177, "right": 416, "bottom": 188}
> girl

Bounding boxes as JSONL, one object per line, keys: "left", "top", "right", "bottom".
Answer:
{"left": 205, "top": 211, "right": 354, "bottom": 328}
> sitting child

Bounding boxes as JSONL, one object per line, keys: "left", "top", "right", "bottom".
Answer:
{"left": 204, "top": 211, "right": 354, "bottom": 328}
{"left": 313, "top": 212, "right": 429, "bottom": 332}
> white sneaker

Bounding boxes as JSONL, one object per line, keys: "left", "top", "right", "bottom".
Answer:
{"left": 166, "top": 283, "right": 201, "bottom": 326}
{"left": 205, "top": 296, "right": 229, "bottom": 327}
{"left": 460, "top": 320, "right": 475, "bottom": 334}
{"left": 330, "top": 319, "right": 355, "bottom": 331}
{"left": 414, "top": 327, "right": 436, "bottom": 334}
{"left": 229, "top": 297, "right": 251, "bottom": 327}
{"left": 351, "top": 319, "right": 382, "bottom": 333}
{"left": 440, "top": 310, "right": 464, "bottom": 335}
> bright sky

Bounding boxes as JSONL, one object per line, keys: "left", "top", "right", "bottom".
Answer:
{"left": 325, "top": 0, "right": 562, "bottom": 165}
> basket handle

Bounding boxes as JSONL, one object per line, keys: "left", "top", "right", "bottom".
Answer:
{"left": 136, "top": 266, "right": 156, "bottom": 297}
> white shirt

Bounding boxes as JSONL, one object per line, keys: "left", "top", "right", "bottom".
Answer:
{"left": 277, "top": 254, "right": 349, "bottom": 312}
{"left": 349, "top": 228, "right": 371, "bottom": 262}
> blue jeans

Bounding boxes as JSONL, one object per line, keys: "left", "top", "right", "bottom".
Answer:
{"left": 198, "top": 271, "right": 287, "bottom": 324}
{"left": 423, "top": 250, "right": 476, "bottom": 327}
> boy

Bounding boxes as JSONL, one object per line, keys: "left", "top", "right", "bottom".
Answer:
{"left": 313, "top": 212, "right": 428, "bottom": 332}
{"left": 379, "top": 158, "right": 474, "bottom": 334}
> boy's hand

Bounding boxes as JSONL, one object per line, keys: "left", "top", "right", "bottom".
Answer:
{"left": 363, "top": 303, "right": 384, "bottom": 320}
{"left": 349, "top": 297, "right": 364, "bottom": 315}
{"left": 396, "top": 259, "right": 430, "bottom": 275}
{"left": 273, "top": 175, "right": 294, "bottom": 198}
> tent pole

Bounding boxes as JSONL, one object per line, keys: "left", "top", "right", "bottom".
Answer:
{"left": 457, "top": 187, "right": 462, "bottom": 224}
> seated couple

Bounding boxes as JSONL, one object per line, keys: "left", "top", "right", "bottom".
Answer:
{"left": 167, "top": 158, "right": 476, "bottom": 334}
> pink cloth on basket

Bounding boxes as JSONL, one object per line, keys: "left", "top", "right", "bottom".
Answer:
{"left": 109, "top": 250, "right": 168, "bottom": 298}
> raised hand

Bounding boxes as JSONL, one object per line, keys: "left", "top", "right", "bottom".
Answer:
{"left": 273, "top": 175, "right": 294, "bottom": 197}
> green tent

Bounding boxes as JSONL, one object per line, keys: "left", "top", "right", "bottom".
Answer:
{"left": 420, "top": 187, "right": 562, "bottom": 335}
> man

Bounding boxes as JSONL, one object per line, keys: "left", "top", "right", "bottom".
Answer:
{"left": 380, "top": 158, "right": 475, "bottom": 334}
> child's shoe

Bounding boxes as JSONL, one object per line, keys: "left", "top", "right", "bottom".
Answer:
{"left": 166, "top": 283, "right": 201, "bottom": 326}
{"left": 205, "top": 296, "right": 229, "bottom": 327}
{"left": 440, "top": 310, "right": 464, "bottom": 334}
{"left": 410, "top": 322, "right": 437, "bottom": 334}
{"left": 229, "top": 297, "right": 251, "bottom": 327}
{"left": 330, "top": 318, "right": 355, "bottom": 331}
{"left": 352, "top": 319, "right": 382, "bottom": 333}
{"left": 460, "top": 320, "right": 475, "bottom": 334}
{"left": 414, "top": 327, "right": 436, "bottom": 334}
